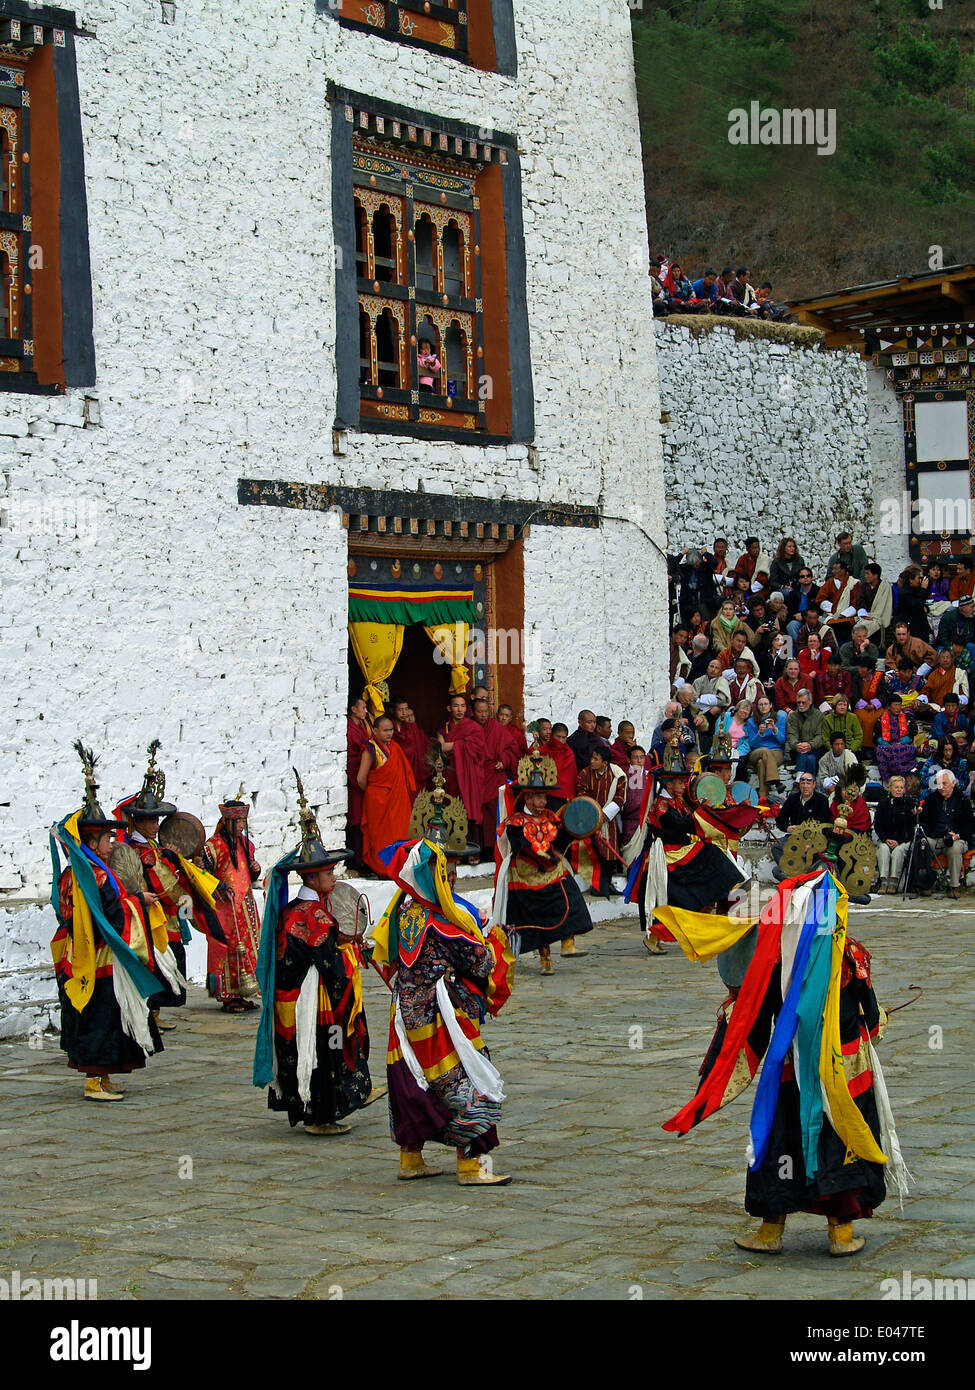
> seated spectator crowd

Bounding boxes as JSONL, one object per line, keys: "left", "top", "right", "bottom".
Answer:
{"left": 666, "top": 533, "right": 975, "bottom": 898}
{"left": 650, "top": 253, "right": 791, "bottom": 321}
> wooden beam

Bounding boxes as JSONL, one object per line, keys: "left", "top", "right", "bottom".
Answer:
{"left": 823, "top": 331, "right": 867, "bottom": 350}
{"left": 794, "top": 309, "right": 835, "bottom": 331}
{"left": 941, "top": 281, "right": 975, "bottom": 313}
{"left": 793, "top": 272, "right": 969, "bottom": 316}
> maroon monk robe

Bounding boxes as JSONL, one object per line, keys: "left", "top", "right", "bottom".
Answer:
{"left": 439, "top": 716, "right": 489, "bottom": 827}
{"left": 479, "top": 717, "right": 520, "bottom": 852}
{"left": 609, "top": 737, "right": 631, "bottom": 771}
{"left": 621, "top": 765, "right": 648, "bottom": 844}
{"left": 540, "top": 738, "right": 579, "bottom": 803}
{"left": 394, "top": 720, "right": 430, "bottom": 791}
{"left": 346, "top": 722, "right": 369, "bottom": 828}
{"left": 508, "top": 726, "right": 529, "bottom": 758}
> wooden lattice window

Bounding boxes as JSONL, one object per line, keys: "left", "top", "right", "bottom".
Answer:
{"left": 323, "top": 0, "right": 516, "bottom": 74}
{"left": 0, "top": 59, "right": 30, "bottom": 381}
{"left": 354, "top": 141, "right": 484, "bottom": 433}
{"left": 334, "top": 90, "right": 532, "bottom": 443}
{"left": 335, "top": 0, "right": 467, "bottom": 63}
{"left": 0, "top": 11, "right": 95, "bottom": 393}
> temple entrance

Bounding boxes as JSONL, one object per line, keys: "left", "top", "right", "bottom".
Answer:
{"left": 346, "top": 625, "right": 451, "bottom": 737}
{"left": 345, "top": 539, "right": 525, "bottom": 728}
{"left": 390, "top": 624, "right": 452, "bottom": 734}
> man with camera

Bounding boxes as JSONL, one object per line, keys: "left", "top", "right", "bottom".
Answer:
{"left": 920, "top": 768, "right": 975, "bottom": 899}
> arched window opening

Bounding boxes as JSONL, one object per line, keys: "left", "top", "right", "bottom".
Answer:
{"left": 442, "top": 223, "right": 465, "bottom": 299}
{"left": 417, "top": 317, "right": 443, "bottom": 393}
{"left": 354, "top": 201, "right": 368, "bottom": 279}
{"left": 444, "top": 323, "right": 466, "bottom": 398}
{"left": 372, "top": 207, "right": 398, "bottom": 284}
{"left": 358, "top": 306, "right": 372, "bottom": 384}
{"left": 375, "top": 309, "right": 401, "bottom": 388}
{"left": 414, "top": 216, "right": 436, "bottom": 293}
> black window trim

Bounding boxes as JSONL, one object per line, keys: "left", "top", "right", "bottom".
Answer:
{"left": 330, "top": 83, "right": 533, "bottom": 446}
{"left": 316, "top": 0, "right": 517, "bottom": 78}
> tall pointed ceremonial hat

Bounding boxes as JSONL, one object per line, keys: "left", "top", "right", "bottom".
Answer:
{"left": 74, "top": 740, "right": 125, "bottom": 829}
{"left": 122, "top": 739, "right": 177, "bottom": 819}
{"left": 291, "top": 768, "right": 352, "bottom": 874}
{"left": 705, "top": 726, "right": 734, "bottom": 769}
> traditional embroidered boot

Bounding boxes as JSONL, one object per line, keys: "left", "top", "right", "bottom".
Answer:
{"left": 363, "top": 1085, "right": 388, "bottom": 1106}
{"left": 827, "top": 1217, "right": 865, "bottom": 1256}
{"left": 644, "top": 933, "right": 666, "bottom": 956}
{"left": 152, "top": 1009, "right": 177, "bottom": 1032}
{"left": 456, "top": 1154, "right": 512, "bottom": 1186}
{"left": 560, "top": 936, "right": 587, "bottom": 958}
{"left": 539, "top": 946, "right": 554, "bottom": 975}
{"left": 100, "top": 1076, "right": 125, "bottom": 1095}
{"left": 303, "top": 1121, "right": 351, "bottom": 1136}
{"left": 397, "top": 1147, "right": 443, "bottom": 1180}
{"left": 734, "top": 1216, "right": 786, "bottom": 1253}
{"left": 83, "top": 1077, "right": 124, "bottom": 1102}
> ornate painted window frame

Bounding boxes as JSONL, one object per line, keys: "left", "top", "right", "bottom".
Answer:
{"left": 317, "top": 0, "right": 516, "bottom": 76}
{"left": 0, "top": 2, "right": 94, "bottom": 394}
{"left": 330, "top": 84, "right": 533, "bottom": 446}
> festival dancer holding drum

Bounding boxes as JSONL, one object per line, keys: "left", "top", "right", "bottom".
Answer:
{"left": 490, "top": 753, "right": 594, "bottom": 975}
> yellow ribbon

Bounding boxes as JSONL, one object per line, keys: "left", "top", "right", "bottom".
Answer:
{"left": 338, "top": 944, "right": 364, "bottom": 1033}
{"left": 370, "top": 888, "right": 401, "bottom": 968}
{"left": 653, "top": 903, "right": 758, "bottom": 963}
{"left": 818, "top": 888, "right": 888, "bottom": 1167}
{"left": 175, "top": 853, "right": 220, "bottom": 909}
{"left": 59, "top": 811, "right": 97, "bottom": 1014}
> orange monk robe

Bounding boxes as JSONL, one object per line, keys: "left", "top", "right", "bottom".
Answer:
{"left": 360, "top": 740, "right": 417, "bottom": 876}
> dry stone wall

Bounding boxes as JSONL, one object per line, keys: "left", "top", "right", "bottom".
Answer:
{"left": 655, "top": 320, "right": 905, "bottom": 582}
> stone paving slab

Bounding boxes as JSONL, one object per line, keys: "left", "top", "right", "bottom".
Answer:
{"left": 1, "top": 897, "right": 974, "bottom": 1300}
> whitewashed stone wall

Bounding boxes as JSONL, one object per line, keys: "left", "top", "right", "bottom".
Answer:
{"left": 655, "top": 321, "right": 894, "bottom": 580}
{"left": 866, "top": 367, "right": 912, "bottom": 581}
{"left": 0, "top": 0, "right": 664, "bottom": 960}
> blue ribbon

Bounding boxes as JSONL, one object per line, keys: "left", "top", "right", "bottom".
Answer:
{"left": 747, "top": 883, "right": 822, "bottom": 1170}
{"left": 252, "top": 849, "right": 299, "bottom": 1088}
{"left": 795, "top": 878, "right": 838, "bottom": 1179}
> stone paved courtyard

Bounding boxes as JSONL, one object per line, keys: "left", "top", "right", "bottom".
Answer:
{"left": 2, "top": 897, "right": 974, "bottom": 1301}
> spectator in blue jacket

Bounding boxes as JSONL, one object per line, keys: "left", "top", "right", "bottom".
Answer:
{"left": 691, "top": 269, "right": 718, "bottom": 303}
{"left": 744, "top": 694, "right": 787, "bottom": 799}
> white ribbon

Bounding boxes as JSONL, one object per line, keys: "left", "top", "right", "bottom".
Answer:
{"left": 154, "top": 943, "right": 187, "bottom": 995}
{"left": 435, "top": 976, "right": 505, "bottom": 1102}
{"left": 868, "top": 1039, "right": 913, "bottom": 1207}
{"left": 393, "top": 999, "right": 429, "bottom": 1092}
{"left": 295, "top": 967, "right": 319, "bottom": 1105}
{"left": 113, "top": 966, "right": 155, "bottom": 1057}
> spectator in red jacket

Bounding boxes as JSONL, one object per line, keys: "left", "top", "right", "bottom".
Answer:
{"left": 774, "top": 658, "right": 804, "bottom": 711}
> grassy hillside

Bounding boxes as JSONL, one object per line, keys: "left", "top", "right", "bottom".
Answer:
{"left": 632, "top": 0, "right": 975, "bottom": 299}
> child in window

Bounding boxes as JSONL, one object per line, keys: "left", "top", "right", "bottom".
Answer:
{"left": 417, "top": 337, "right": 441, "bottom": 393}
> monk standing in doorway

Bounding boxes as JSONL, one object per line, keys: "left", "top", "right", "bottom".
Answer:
{"left": 392, "top": 696, "right": 430, "bottom": 791}
{"left": 473, "top": 696, "right": 520, "bottom": 855}
{"left": 358, "top": 715, "right": 417, "bottom": 875}
{"left": 437, "top": 694, "right": 488, "bottom": 839}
